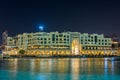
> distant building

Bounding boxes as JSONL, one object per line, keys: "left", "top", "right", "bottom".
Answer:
{"left": 6, "top": 32, "right": 117, "bottom": 56}
{"left": 2, "top": 31, "right": 8, "bottom": 45}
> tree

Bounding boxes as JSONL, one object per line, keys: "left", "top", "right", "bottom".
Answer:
{"left": 19, "top": 50, "right": 25, "bottom": 55}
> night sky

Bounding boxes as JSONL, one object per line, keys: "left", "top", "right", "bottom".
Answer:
{"left": 0, "top": 0, "right": 120, "bottom": 37}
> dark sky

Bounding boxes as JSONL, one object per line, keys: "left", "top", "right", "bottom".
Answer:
{"left": 0, "top": 0, "right": 120, "bottom": 36}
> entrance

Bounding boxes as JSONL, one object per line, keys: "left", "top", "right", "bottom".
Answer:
{"left": 72, "top": 39, "right": 79, "bottom": 55}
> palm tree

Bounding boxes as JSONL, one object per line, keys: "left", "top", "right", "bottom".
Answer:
{"left": 19, "top": 50, "right": 25, "bottom": 56}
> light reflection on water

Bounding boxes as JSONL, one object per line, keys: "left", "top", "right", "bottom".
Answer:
{"left": 0, "top": 58, "right": 120, "bottom": 80}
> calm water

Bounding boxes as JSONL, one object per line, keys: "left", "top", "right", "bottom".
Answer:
{"left": 0, "top": 58, "right": 120, "bottom": 80}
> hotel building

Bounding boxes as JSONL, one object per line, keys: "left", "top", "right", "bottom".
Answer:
{"left": 80, "top": 33, "right": 113, "bottom": 55}
{"left": 6, "top": 32, "right": 116, "bottom": 56}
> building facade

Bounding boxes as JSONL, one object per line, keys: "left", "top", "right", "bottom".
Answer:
{"left": 6, "top": 32, "right": 116, "bottom": 56}
{"left": 80, "top": 33, "right": 114, "bottom": 55}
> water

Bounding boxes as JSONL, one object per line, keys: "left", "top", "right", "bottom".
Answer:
{"left": 0, "top": 58, "right": 120, "bottom": 80}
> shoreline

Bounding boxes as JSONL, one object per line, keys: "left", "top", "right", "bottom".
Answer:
{"left": 2, "top": 55, "right": 120, "bottom": 59}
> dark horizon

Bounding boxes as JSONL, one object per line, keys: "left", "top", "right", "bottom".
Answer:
{"left": 0, "top": 0, "right": 120, "bottom": 37}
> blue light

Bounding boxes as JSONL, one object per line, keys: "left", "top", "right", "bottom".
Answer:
{"left": 38, "top": 26, "right": 44, "bottom": 31}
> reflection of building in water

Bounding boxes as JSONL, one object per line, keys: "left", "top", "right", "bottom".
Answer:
{"left": 7, "top": 59, "right": 18, "bottom": 80}
{"left": 71, "top": 59, "right": 80, "bottom": 80}
{"left": 8, "top": 59, "right": 18, "bottom": 71}
{"left": 28, "top": 58, "right": 115, "bottom": 76}
{"left": 5, "top": 32, "right": 117, "bottom": 56}
{"left": 4, "top": 58, "right": 117, "bottom": 80}
{"left": 29, "top": 58, "right": 70, "bottom": 74}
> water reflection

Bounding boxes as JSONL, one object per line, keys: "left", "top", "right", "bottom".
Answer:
{"left": 0, "top": 58, "right": 120, "bottom": 80}
{"left": 71, "top": 59, "right": 80, "bottom": 80}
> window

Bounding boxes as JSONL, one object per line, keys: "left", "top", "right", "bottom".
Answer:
{"left": 44, "top": 38, "right": 46, "bottom": 40}
{"left": 81, "top": 42, "right": 83, "bottom": 44}
{"left": 64, "top": 39, "right": 66, "bottom": 41}
{"left": 52, "top": 34, "right": 55, "bottom": 41}
{"left": 95, "top": 36, "right": 97, "bottom": 42}
{"left": 91, "top": 36, "right": 93, "bottom": 39}
{"left": 67, "top": 36, "right": 69, "bottom": 38}
{"left": 59, "top": 34, "right": 62, "bottom": 37}
{"left": 48, "top": 41, "right": 50, "bottom": 44}
{"left": 44, "top": 41, "right": 46, "bottom": 44}
{"left": 41, "top": 41, "right": 43, "bottom": 44}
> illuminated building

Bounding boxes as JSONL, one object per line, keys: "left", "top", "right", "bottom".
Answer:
{"left": 6, "top": 32, "right": 117, "bottom": 56}
{"left": 80, "top": 33, "right": 114, "bottom": 55}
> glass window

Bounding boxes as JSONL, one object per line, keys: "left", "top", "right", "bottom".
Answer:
{"left": 59, "top": 34, "right": 62, "bottom": 37}
{"left": 44, "top": 41, "right": 46, "bottom": 44}
{"left": 67, "top": 36, "right": 69, "bottom": 38}
{"left": 44, "top": 38, "right": 46, "bottom": 40}
{"left": 48, "top": 41, "right": 50, "bottom": 44}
